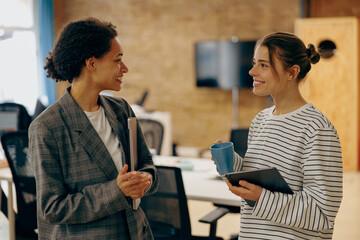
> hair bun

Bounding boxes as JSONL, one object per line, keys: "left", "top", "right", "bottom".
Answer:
{"left": 306, "top": 44, "right": 320, "bottom": 64}
{"left": 44, "top": 52, "right": 66, "bottom": 82}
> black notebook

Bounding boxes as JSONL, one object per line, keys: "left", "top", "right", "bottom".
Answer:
{"left": 225, "top": 167, "right": 293, "bottom": 207}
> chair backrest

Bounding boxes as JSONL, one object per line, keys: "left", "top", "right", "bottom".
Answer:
{"left": 1, "top": 130, "right": 37, "bottom": 232}
{"left": 138, "top": 118, "right": 164, "bottom": 155}
{"left": 0, "top": 107, "right": 18, "bottom": 136}
{"left": 0, "top": 102, "right": 32, "bottom": 131}
{"left": 140, "top": 166, "right": 192, "bottom": 239}
{"left": 230, "top": 128, "right": 249, "bottom": 158}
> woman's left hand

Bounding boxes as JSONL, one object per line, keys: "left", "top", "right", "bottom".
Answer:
{"left": 226, "top": 179, "right": 263, "bottom": 202}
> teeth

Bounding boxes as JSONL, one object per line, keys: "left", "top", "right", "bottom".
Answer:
{"left": 254, "top": 80, "right": 263, "bottom": 84}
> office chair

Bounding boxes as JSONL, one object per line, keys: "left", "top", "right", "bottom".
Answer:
{"left": 1, "top": 130, "right": 38, "bottom": 239}
{"left": 0, "top": 102, "right": 32, "bottom": 131}
{"left": 230, "top": 128, "right": 249, "bottom": 158}
{"left": 141, "top": 166, "right": 229, "bottom": 240}
{"left": 138, "top": 118, "right": 164, "bottom": 155}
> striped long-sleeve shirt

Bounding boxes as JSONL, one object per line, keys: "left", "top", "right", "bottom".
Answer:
{"left": 232, "top": 103, "right": 343, "bottom": 240}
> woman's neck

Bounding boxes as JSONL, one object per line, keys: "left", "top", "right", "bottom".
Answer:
{"left": 272, "top": 88, "right": 307, "bottom": 115}
{"left": 70, "top": 79, "right": 101, "bottom": 112}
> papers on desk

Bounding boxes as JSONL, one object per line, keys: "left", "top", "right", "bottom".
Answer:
{"left": 175, "top": 159, "right": 194, "bottom": 171}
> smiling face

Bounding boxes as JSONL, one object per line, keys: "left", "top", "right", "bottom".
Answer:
{"left": 91, "top": 37, "right": 128, "bottom": 92}
{"left": 249, "top": 45, "right": 292, "bottom": 98}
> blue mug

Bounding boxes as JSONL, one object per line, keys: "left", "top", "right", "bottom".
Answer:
{"left": 210, "top": 142, "right": 234, "bottom": 176}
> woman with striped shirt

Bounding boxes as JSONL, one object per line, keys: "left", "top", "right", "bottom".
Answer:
{"left": 213, "top": 32, "right": 343, "bottom": 239}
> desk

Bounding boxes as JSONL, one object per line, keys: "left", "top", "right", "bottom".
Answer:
{"left": 0, "top": 167, "right": 15, "bottom": 240}
{"left": 154, "top": 156, "right": 240, "bottom": 207}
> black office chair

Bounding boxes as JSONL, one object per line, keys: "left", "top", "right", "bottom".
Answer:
{"left": 230, "top": 128, "right": 249, "bottom": 158}
{"left": 0, "top": 102, "right": 32, "bottom": 131}
{"left": 1, "top": 130, "right": 38, "bottom": 239}
{"left": 141, "top": 166, "right": 229, "bottom": 240}
{"left": 138, "top": 118, "right": 164, "bottom": 155}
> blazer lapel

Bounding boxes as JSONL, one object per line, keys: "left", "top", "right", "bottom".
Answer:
{"left": 58, "top": 87, "right": 118, "bottom": 180}
{"left": 99, "top": 95, "right": 130, "bottom": 166}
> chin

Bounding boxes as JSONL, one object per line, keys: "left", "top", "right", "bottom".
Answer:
{"left": 110, "top": 85, "right": 122, "bottom": 92}
{"left": 252, "top": 89, "right": 267, "bottom": 97}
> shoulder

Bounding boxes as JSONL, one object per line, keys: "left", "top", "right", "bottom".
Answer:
{"left": 29, "top": 102, "right": 63, "bottom": 133}
{"left": 294, "top": 103, "right": 339, "bottom": 139}
{"left": 252, "top": 105, "right": 274, "bottom": 124}
{"left": 296, "top": 103, "right": 336, "bottom": 130}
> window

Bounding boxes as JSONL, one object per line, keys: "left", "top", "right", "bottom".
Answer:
{"left": 0, "top": 0, "right": 39, "bottom": 115}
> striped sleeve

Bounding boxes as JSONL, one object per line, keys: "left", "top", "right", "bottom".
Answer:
{"left": 233, "top": 152, "right": 243, "bottom": 172}
{"left": 251, "top": 127, "right": 343, "bottom": 231}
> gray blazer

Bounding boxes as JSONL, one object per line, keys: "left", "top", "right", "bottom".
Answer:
{"left": 29, "top": 87, "right": 159, "bottom": 240}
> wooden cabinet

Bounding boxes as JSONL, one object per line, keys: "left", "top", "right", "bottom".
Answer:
{"left": 295, "top": 17, "right": 360, "bottom": 171}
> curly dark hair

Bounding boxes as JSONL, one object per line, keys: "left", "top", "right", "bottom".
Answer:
{"left": 44, "top": 17, "right": 118, "bottom": 83}
{"left": 256, "top": 32, "right": 320, "bottom": 81}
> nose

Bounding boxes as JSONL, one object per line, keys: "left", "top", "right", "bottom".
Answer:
{"left": 121, "top": 61, "right": 129, "bottom": 73}
{"left": 249, "top": 65, "right": 256, "bottom": 77}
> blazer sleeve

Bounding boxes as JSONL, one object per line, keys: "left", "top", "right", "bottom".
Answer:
{"left": 29, "top": 119, "right": 132, "bottom": 225}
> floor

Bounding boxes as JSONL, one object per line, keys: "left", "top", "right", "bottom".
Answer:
{"left": 0, "top": 172, "right": 359, "bottom": 239}
{"left": 188, "top": 171, "right": 360, "bottom": 240}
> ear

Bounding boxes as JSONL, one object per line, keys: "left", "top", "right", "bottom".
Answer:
{"left": 288, "top": 65, "right": 300, "bottom": 80}
{"left": 85, "top": 57, "right": 96, "bottom": 71}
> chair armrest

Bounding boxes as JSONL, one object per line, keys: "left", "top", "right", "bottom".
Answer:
{"left": 199, "top": 207, "right": 230, "bottom": 224}
{"left": 213, "top": 203, "right": 240, "bottom": 213}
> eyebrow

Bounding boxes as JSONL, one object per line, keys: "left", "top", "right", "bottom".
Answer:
{"left": 252, "top": 58, "right": 269, "bottom": 62}
{"left": 115, "top": 53, "right": 123, "bottom": 58}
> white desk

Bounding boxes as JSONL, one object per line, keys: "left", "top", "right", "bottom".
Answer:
{"left": 154, "top": 156, "right": 241, "bottom": 207}
{"left": 0, "top": 167, "right": 15, "bottom": 240}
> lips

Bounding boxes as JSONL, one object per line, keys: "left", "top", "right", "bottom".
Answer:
{"left": 115, "top": 77, "right": 122, "bottom": 83}
{"left": 253, "top": 80, "right": 264, "bottom": 87}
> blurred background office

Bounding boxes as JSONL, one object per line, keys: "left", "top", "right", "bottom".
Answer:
{"left": 54, "top": 0, "right": 360, "bottom": 172}
{"left": 1, "top": 0, "right": 360, "bottom": 169}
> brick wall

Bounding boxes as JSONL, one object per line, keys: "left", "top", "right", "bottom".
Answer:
{"left": 53, "top": 0, "right": 299, "bottom": 150}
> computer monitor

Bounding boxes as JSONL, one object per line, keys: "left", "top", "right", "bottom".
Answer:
{"left": 195, "top": 40, "right": 256, "bottom": 89}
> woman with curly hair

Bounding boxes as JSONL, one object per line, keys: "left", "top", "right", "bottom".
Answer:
{"left": 29, "top": 17, "right": 159, "bottom": 239}
{"left": 212, "top": 32, "right": 343, "bottom": 239}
